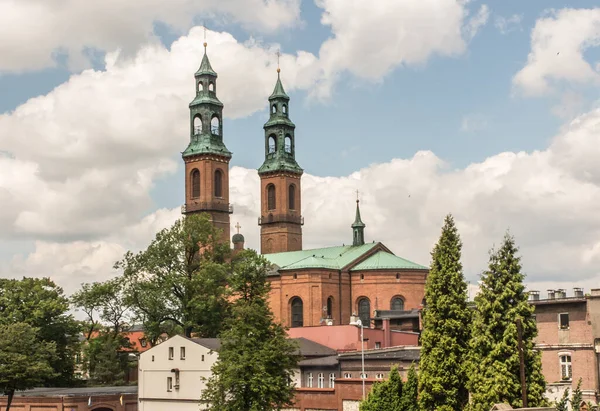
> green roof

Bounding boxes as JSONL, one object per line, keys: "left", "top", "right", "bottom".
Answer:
{"left": 351, "top": 251, "right": 427, "bottom": 271}
{"left": 257, "top": 153, "right": 303, "bottom": 175}
{"left": 195, "top": 51, "right": 217, "bottom": 77}
{"left": 269, "top": 73, "right": 289, "bottom": 100}
{"left": 263, "top": 243, "right": 379, "bottom": 271}
{"left": 182, "top": 135, "right": 232, "bottom": 158}
{"left": 189, "top": 94, "right": 223, "bottom": 107}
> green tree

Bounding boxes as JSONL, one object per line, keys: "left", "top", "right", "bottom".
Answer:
{"left": 83, "top": 332, "right": 132, "bottom": 386}
{"left": 572, "top": 378, "right": 583, "bottom": 411}
{"left": 418, "top": 215, "right": 471, "bottom": 411}
{"left": 555, "top": 388, "right": 570, "bottom": 411}
{"left": 0, "top": 277, "right": 81, "bottom": 386}
{"left": 201, "top": 250, "right": 299, "bottom": 410}
{"left": 116, "top": 213, "right": 230, "bottom": 338}
{"left": 360, "top": 366, "right": 403, "bottom": 411}
{"left": 401, "top": 364, "right": 419, "bottom": 411}
{"left": 467, "top": 233, "right": 546, "bottom": 410}
{"left": 0, "top": 323, "right": 57, "bottom": 411}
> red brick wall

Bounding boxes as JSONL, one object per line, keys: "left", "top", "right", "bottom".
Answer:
{"left": 292, "top": 379, "right": 375, "bottom": 410}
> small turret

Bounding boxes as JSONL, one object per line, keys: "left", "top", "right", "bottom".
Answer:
{"left": 232, "top": 222, "right": 245, "bottom": 253}
{"left": 352, "top": 198, "right": 366, "bottom": 246}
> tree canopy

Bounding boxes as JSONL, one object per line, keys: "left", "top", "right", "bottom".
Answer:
{"left": 467, "top": 232, "right": 546, "bottom": 410}
{"left": 360, "top": 365, "right": 403, "bottom": 411}
{"left": 418, "top": 214, "right": 471, "bottom": 411}
{"left": 201, "top": 250, "right": 299, "bottom": 411}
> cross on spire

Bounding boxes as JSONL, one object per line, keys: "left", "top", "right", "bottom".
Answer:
{"left": 203, "top": 23, "right": 207, "bottom": 49}
{"left": 276, "top": 49, "right": 281, "bottom": 73}
{"left": 235, "top": 222, "right": 241, "bottom": 234}
{"left": 356, "top": 189, "right": 360, "bottom": 202}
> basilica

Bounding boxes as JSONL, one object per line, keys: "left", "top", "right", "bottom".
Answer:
{"left": 181, "top": 45, "right": 428, "bottom": 329}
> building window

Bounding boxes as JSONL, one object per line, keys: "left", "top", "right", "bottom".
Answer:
{"left": 306, "top": 372, "right": 313, "bottom": 388}
{"left": 288, "top": 184, "right": 295, "bottom": 210}
{"left": 152, "top": 355, "right": 154, "bottom": 362}
{"left": 560, "top": 354, "right": 572, "bottom": 380}
{"left": 180, "top": 347, "right": 186, "bottom": 360}
{"left": 193, "top": 115, "right": 202, "bottom": 135}
{"left": 284, "top": 135, "right": 292, "bottom": 153}
{"left": 329, "top": 373, "right": 336, "bottom": 388}
{"left": 396, "top": 273, "right": 400, "bottom": 281}
{"left": 191, "top": 169, "right": 200, "bottom": 198}
{"left": 283, "top": 104, "right": 287, "bottom": 114}
{"left": 268, "top": 135, "right": 276, "bottom": 154}
{"left": 344, "top": 373, "right": 352, "bottom": 379}
{"left": 375, "top": 342, "right": 381, "bottom": 349}
{"left": 358, "top": 298, "right": 371, "bottom": 327}
{"left": 272, "top": 104, "right": 277, "bottom": 114}
{"left": 293, "top": 273, "right": 297, "bottom": 280}
{"left": 360, "top": 373, "right": 367, "bottom": 379}
{"left": 211, "top": 115, "right": 219, "bottom": 134}
{"left": 291, "top": 297, "right": 303, "bottom": 328}
{"left": 168, "top": 347, "right": 174, "bottom": 360}
{"left": 201, "top": 355, "right": 205, "bottom": 362}
{"left": 267, "top": 184, "right": 276, "bottom": 210}
{"left": 559, "top": 313, "right": 569, "bottom": 329}
{"left": 391, "top": 297, "right": 404, "bottom": 311}
{"left": 318, "top": 373, "right": 324, "bottom": 388}
{"left": 214, "top": 169, "right": 223, "bottom": 198}
{"left": 167, "top": 377, "right": 173, "bottom": 391}
{"left": 208, "top": 82, "right": 214, "bottom": 92}
{"left": 360, "top": 273, "right": 364, "bottom": 281}
{"left": 327, "top": 296, "right": 333, "bottom": 319}
{"left": 198, "top": 82, "right": 203, "bottom": 92}
{"left": 140, "top": 338, "right": 147, "bottom": 348}
{"left": 376, "top": 373, "right": 384, "bottom": 379}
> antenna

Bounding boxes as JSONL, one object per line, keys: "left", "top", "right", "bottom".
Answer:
{"left": 203, "top": 22, "right": 207, "bottom": 49}
{"left": 276, "top": 49, "right": 281, "bottom": 73}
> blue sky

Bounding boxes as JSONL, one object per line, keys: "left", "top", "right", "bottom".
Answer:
{"left": 1, "top": 0, "right": 600, "bottom": 294}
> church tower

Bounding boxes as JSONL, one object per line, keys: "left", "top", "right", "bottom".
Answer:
{"left": 352, "top": 199, "right": 366, "bottom": 246}
{"left": 258, "top": 69, "right": 303, "bottom": 254}
{"left": 182, "top": 43, "right": 232, "bottom": 245}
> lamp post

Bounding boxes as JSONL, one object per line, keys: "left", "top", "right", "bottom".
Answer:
{"left": 351, "top": 317, "right": 366, "bottom": 400}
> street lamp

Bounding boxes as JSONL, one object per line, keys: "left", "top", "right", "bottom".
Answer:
{"left": 350, "top": 317, "right": 366, "bottom": 400}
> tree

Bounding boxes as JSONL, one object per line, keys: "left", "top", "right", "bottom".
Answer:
{"left": 418, "top": 214, "right": 471, "bottom": 411}
{"left": 467, "top": 232, "right": 546, "bottom": 410}
{"left": 116, "top": 213, "right": 230, "bottom": 338}
{"left": 0, "top": 323, "right": 57, "bottom": 411}
{"left": 555, "top": 388, "right": 570, "bottom": 411}
{"left": 201, "top": 250, "right": 299, "bottom": 410}
{"left": 83, "top": 333, "right": 132, "bottom": 386}
{"left": 0, "top": 277, "right": 81, "bottom": 386}
{"left": 360, "top": 365, "right": 403, "bottom": 411}
{"left": 572, "top": 378, "right": 583, "bottom": 411}
{"left": 401, "top": 364, "right": 419, "bottom": 411}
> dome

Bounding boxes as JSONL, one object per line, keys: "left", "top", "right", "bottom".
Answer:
{"left": 232, "top": 233, "right": 245, "bottom": 243}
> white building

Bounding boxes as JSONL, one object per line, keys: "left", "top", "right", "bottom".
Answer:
{"left": 138, "top": 335, "right": 219, "bottom": 411}
{"left": 138, "top": 335, "right": 335, "bottom": 410}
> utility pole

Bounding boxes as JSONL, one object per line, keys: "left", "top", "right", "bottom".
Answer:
{"left": 516, "top": 318, "right": 528, "bottom": 408}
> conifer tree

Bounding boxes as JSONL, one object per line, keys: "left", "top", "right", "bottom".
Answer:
{"left": 467, "top": 233, "right": 546, "bottom": 410}
{"left": 556, "top": 388, "right": 570, "bottom": 411}
{"left": 401, "top": 364, "right": 419, "bottom": 411}
{"left": 418, "top": 214, "right": 471, "bottom": 411}
{"left": 572, "top": 378, "right": 583, "bottom": 411}
{"left": 360, "top": 365, "right": 403, "bottom": 411}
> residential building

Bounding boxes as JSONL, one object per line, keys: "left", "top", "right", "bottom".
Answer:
{"left": 530, "top": 288, "right": 600, "bottom": 404}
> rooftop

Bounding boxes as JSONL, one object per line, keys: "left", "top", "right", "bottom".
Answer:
{"left": 14, "top": 386, "right": 138, "bottom": 397}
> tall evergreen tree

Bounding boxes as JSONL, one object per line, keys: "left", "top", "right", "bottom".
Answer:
{"left": 401, "top": 364, "right": 419, "bottom": 411}
{"left": 571, "top": 378, "right": 583, "bottom": 411}
{"left": 419, "top": 214, "right": 471, "bottom": 411}
{"left": 360, "top": 365, "right": 403, "bottom": 411}
{"left": 201, "top": 250, "right": 299, "bottom": 410}
{"left": 467, "top": 233, "right": 546, "bottom": 410}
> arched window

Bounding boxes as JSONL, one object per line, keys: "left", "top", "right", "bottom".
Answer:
{"left": 193, "top": 115, "right": 202, "bottom": 135}
{"left": 268, "top": 135, "right": 276, "bottom": 154}
{"left": 191, "top": 169, "right": 200, "bottom": 198}
{"left": 272, "top": 104, "right": 277, "bottom": 114}
{"left": 358, "top": 298, "right": 370, "bottom": 327}
{"left": 198, "top": 82, "right": 204, "bottom": 92}
{"left": 214, "top": 169, "right": 223, "bottom": 198}
{"left": 284, "top": 135, "right": 292, "bottom": 153}
{"left": 267, "top": 184, "right": 276, "bottom": 210}
{"left": 209, "top": 82, "right": 214, "bottom": 92}
{"left": 211, "top": 116, "right": 220, "bottom": 135}
{"left": 391, "top": 297, "right": 404, "bottom": 311}
{"left": 327, "top": 296, "right": 333, "bottom": 318}
{"left": 291, "top": 297, "right": 303, "bottom": 327}
{"left": 288, "top": 184, "right": 295, "bottom": 210}
{"left": 283, "top": 104, "right": 287, "bottom": 114}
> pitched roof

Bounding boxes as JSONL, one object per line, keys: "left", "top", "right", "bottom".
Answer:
{"left": 351, "top": 251, "right": 427, "bottom": 271}
{"left": 263, "top": 242, "right": 380, "bottom": 271}
{"left": 338, "top": 346, "right": 421, "bottom": 362}
{"left": 190, "top": 337, "right": 221, "bottom": 351}
{"left": 269, "top": 73, "right": 289, "bottom": 100}
{"left": 293, "top": 337, "right": 337, "bottom": 357}
{"left": 195, "top": 50, "right": 217, "bottom": 77}
{"left": 299, "top": 355, "right": 339, "bottom": 367}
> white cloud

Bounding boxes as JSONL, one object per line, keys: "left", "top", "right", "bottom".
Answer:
{"left": 551, "top": 90, "right": 585, "bottom": 120}
{"left": 312, "top": 0, "right": 489, "bottom": 98}
{"left": 513, "top": 8, "right": 600, "bottom": 96}
{"left": 494, "top": 14, "right": 523, "bottom": 34}
{"left": 0, "top": 0, "right": 301, "bottom": 73}
{"left": 460, "top": 113, "right": 488, "bottom": 132}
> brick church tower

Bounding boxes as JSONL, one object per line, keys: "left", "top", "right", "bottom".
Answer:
{"left": 258, "top": 69, "right": 303, "bottom": 254}
{"left": 181, "top": 43, "right": 232, "bottom": 244}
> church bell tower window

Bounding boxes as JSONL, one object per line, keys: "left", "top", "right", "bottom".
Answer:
{"left": 211, "top": 116, "right": 220, "bottom": 135}
{"left": 214, "top": 169, "right": 223, "bottom": 198}
{"left": 267, "top": 184, "right": 276, "bottom": 210}
{"left": 288, "top": 184, "right": 296, "bottom": 210}
{"left": 191, "top": 169, "right": 200, "bottom": 198}
{"left": 193, "top": 116, "right": 202, "bottom": 135}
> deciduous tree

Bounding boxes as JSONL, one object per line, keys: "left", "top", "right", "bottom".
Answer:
{"left": 201, "top": 250, "right": 299, "bottom": 410}
{"left": 467, "top": 233, "right": 546, "bottom": 410}
{"left": 418, "top": 214, "right": 471, "bottom": 411}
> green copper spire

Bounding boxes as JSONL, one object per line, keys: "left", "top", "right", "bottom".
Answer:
{"left": 352, "top": 199, "right": 366, "bottom": 246}
{"left": 258, "top": 69, "right": 302, "bottom": 175}
{"left": 183, "top": 44, "right": 231, "bottom": 159}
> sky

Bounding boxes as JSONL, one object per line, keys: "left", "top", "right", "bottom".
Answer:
{"left": 1, "top": 0, "right": 600, "bottom": 298}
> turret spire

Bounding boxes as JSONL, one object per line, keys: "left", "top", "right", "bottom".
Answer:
{"left": 352, "top": 195, "right": 366, "bottom": 246}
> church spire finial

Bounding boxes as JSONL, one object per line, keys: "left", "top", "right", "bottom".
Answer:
{"left": 352, "top": 194, "right": 366, "bottom": 246}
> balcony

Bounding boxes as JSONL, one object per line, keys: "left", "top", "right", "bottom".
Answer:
{"left": 258, "top": 213, "right": 304, "bottom": 225}
{"left": 182, "top": 202, "right": 233, "bottom": 214}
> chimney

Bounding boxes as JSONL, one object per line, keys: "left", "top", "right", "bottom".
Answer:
{"left": 574, "top": 288, "right": 584, "bottom": 298}
{"left": 529, "top": 291, "right": 540, "bottom": 301}
{"left": 547, "top": 289, "right": 555, "bottom": 300}
{"left": 557, "top": 289, "right": 567, "bottom": 299}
